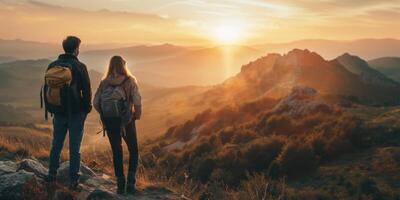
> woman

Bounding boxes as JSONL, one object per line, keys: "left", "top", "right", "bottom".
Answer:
{"left": 93, "top": 56, "right": 142, "bottom": 194}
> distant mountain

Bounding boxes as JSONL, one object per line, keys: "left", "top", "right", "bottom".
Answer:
{"left": 0, "top": 39, "right": 60, "bottom": 59}
{"left": 0, "top": 39, "right": 136, "bottom": 59}
{"left": 80, "top": 43, "right": 188, "bottom": 70}
{"left": 336, "top": 53, "right": 399, "bottom": 87}
{"left": 0, "top": 56, "right": 16, "bottom": 64}
{"left": 196, "top": 49, "right": 400, "bottom": 107}
{"left": 138, "top": 45, "right": 263, "bottom": 86}
{"left": 0, "top": 59, "right": 50, "bottom": 105}
{"left": 369, "top": 57, "right": 400, "bottom": 82}
{"left": 255, "top": 39, "right": 400, "bottom": 60}
{"left": 81, "top": 44, "right": 263, "bottom": 87}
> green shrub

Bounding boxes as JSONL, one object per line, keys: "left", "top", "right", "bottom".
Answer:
{"left": 241, "top": 137, "right": 285, "bottom": 172}
{"left": 278, "top": 141, "right": 318, "bottom": 178}
{"left": 192, "top": 157, "right": 216, "bottom": 183}
{"left": 264, "top": 115, "right": 295, "bottom": 135}
{"left": 218, "top": 127, "right": 235, "bottom": 145}
{"left": 232, "top": 129, "right": 258, "bottom": 144}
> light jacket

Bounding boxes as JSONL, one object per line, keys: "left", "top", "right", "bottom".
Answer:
{"left": 93, "top": 74, "right": 142, "bottom": 119}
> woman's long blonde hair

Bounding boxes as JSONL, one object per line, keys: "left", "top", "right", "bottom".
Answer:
{"left": 103, "top": 55, "right": 133, "bottom": 79}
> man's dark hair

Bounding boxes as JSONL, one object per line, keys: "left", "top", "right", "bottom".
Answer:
{"left": 62, "top": 36, "right": 81, "bottom": 54}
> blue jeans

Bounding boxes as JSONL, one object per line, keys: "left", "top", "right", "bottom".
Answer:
{"left": 48, "top": 112, "right": 87, "bottom": 182}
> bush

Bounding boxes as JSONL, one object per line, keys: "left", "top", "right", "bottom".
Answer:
{"left": 236, "top": 173, "right": 284, "bottom": 200}
{"left": 218, "top": 127, "right": 235, "bottom": 145}
{"left": 192, "top": 157, "right": 216, "bottom": 183}
{"left": 232, "top": 129, "right": 258, "bottom": 144}
{"left": 264, "top": 115, "right": 295, "bottom": 135}
{"left": 241, "top": 137, "right": 285, "bottom": 172}
{"left": 278, "top": 141, "right": 318, "bottom": 178}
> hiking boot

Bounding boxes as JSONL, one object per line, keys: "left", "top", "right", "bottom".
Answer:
{"left": 44, "top": 174, "right": 56, "bottom": 183}
{"left": 126, "top": 171, "right": 136, "bottom": 194}
{"left": 117, "top": 176, "right": 126, "bottom": 194}
{"left": 126, "top": 184, "right": 137, "bottom": 194}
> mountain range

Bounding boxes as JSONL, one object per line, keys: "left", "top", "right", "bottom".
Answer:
{"left": 0, "top": 48, "right": 399, "bottom": 138}
{"left": 2, "top": 38, "right": 400, "bottom": 87}
{"left": 255, "top": 38, "right": 400, "bottom": 60}
{"left": 369, "top": 57, "right": 400, "bottom": 82}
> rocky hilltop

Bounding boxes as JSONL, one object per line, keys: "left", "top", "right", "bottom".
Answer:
{"left": 0, "top": 158, "right": 179, "bottom": 200}
{"left": 203, "top": 49, "right": 400, "bottom": 107}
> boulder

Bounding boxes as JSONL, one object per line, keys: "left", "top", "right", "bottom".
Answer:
{"left": 18, "top": 158, "right": 47, "bottom": 178}
{"left": 86, "top": 189, "right": 119, "bottom": 200}
{"left": 0, "top": 160, "right": 18, "bottom": 175}
{"left": 57, "top": 161, "right": 96, "bottom": 184}
{"left": 0, "top": 170, "right": 47, "bottom": 200}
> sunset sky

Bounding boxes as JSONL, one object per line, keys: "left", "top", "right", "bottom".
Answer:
{"left": 0, "top": 0, "right": 399, "bottom": 45}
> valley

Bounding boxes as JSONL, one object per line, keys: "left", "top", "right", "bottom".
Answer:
{"left": 0, "top": 40, "right": 399, "bottom": 199}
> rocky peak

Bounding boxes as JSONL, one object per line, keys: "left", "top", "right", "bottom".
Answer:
{"left": 336, "top": 53, "right": 370, "bottom": 75}
{"left": 273, "top": 86, "right": 338, "bottom": 116}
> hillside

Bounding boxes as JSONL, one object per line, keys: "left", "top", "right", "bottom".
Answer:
{"left": 142, "top": 86, "right": 400, "bottom": 199}
{"left": 369, "top": 57, "right": 400, "bottom": 82}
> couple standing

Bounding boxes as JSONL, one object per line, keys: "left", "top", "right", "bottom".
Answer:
{"left": 42, "top": 36, "right": 141, "bottom": 194}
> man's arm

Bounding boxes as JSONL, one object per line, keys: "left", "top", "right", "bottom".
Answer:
{"left": 80, "top": 63, "right": 92, "bottom": 113}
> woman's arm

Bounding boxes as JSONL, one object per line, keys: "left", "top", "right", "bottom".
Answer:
{"left": 93, "top": 81, "right": 103, "bottom": 113}
{"left": 130, "top": 77, "right": 142, "bottom": 120}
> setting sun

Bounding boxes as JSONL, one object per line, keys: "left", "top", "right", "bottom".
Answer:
{"left": 214, "top": 25, "right": 243, "bottom": 44}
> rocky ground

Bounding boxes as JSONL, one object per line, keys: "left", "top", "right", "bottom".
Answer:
{"left": 0, "top": 158, "right": 181, "bottom": 200}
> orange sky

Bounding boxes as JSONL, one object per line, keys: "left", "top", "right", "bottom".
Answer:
{"left": 0, "top": 0, "right": 400, "bottom": 45}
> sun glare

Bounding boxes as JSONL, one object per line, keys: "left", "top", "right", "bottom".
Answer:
{"left": 214, "top": 25, "right": 242, "bottom": 44}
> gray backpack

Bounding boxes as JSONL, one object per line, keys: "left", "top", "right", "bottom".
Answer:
{"left": 100, "top": 78, "right": 129, "bottom": 118}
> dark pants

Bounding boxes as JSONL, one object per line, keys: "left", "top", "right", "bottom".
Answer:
{"left": 103, "top": 118, "right": 138, "bottom": 183}
{"left": 48, "top": 112, "right": 87, "bottom": 182}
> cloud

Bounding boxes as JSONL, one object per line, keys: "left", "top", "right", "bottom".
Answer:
{"left": 0, "top": 0, "right": 399, "bottom": 44}
{"left": 0, "top": 0, "right": 208, "bottom": 44}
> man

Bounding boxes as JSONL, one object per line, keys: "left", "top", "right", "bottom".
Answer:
{"left": 44, "top": 36, "right": 92, "bottom": 189}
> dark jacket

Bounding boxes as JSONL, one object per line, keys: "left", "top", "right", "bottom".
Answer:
{"left": 48, "top": 53, "right": 92, "bottom": 114}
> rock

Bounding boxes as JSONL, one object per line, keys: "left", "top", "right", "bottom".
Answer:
{"left": 273, "top": 86, "right": 337, "bottom": 116}
{"left": 57, "top": 161, "right": 96, "bottom": 184}
{"left": 0, "top": 170, "right": 47, "bottom": 200}
{"left": 85, "top": 176, "right": 114, "bottom": 188}
{"left": 18, "top": 158, "right": 47, "bottom": 178}
{"left": 86, "top": 189, "right": 119, "bottom": 200}
{"left": 133, "top": 186, "right": 181, "bottom": 200}
{"left": 0, "top": 160, "right": 18, "bottom": 175}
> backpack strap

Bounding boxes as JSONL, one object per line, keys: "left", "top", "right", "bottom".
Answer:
{"left": 40, "top": 84, "right": 49, "bottom": 120}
